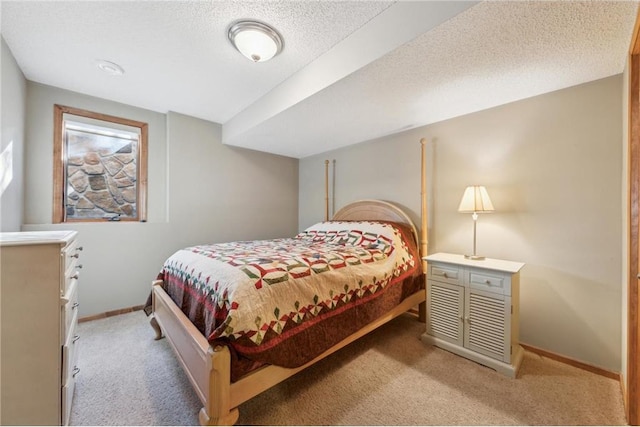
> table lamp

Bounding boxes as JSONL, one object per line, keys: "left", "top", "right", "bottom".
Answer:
{"left": 458, "top": 185, "right": 494, "bottom": 260}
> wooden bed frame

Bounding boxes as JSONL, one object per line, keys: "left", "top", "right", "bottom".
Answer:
{"left": 149, "top": 139, "right": 430, "bottom": 425}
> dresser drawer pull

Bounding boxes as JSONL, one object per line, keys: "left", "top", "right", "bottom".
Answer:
{"left": 485, "top": 280, "right": 492, "bottom": 285}
{"left": 71, "top": 273, "right": 80, "bottom": 280}
{"left": 72, "top": 335, "right": 80, "bottom": 344}
{"left": 78, "top": 264, "right": 83, "bottom": 269}
{"left": 72, "top": 367, "right": 80, "bottom": 378}
{"left": 72, "top": 302, "right": 79, "bottom": 310}
{"left": 76, "top": 246, "right": 83, "bottom": 251}
{"left": 443, "top": 272, "right": 448, "bottom": 278}
{"left": 71, "top": 253, "right": 80, "bottom": 259}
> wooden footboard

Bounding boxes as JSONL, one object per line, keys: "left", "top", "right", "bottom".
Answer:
{"left": 151, "top": 280, "right": 238, "bottom": 425}
{"left": 151, "top": 280, "right": 425, "bottom": 425}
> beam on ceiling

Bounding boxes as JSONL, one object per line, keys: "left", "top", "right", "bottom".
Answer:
{"left": 222, "top": 1, "right": 478, "bottom": 150}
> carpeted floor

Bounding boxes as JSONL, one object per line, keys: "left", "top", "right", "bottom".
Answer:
{"left": 71, "top": 311, "right": 627, "bottom": 426}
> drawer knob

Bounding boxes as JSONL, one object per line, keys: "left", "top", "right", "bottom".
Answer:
{"left": 71, "top": 273, "right": 80, "bottom": 280}
{"left": 72, "top": 367, "right": 80, "bottom": 378}
{"left": 71, "top": 253, "right": 80, "bottom": 259}
{"left": 443, "top": 272, "right": 448, "bottom": 278}
{"left": 76, "top": 246, "right": 83, "bottom": 252}
{"left": 485, "top": 279, "right": 491, "bottom": 285}
{"left": 72, "top": 335, "right": 80, "bottom": 344}
{"left": 78, "top": 264, "right": 83, "bottom": 269}
{"left": 72, "top": 302, "right": 79, "bottom": 310}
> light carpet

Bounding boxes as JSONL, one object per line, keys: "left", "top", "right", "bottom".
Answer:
{"left": 70, "top": 311, "right": 627, "bottom": 426}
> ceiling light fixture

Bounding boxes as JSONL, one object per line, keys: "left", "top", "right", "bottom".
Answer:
{"left": 228, "top": 20, "right": 283, "bottom": 63}
{"left": 96, "top": 60, "right": 124, "bottom": 76}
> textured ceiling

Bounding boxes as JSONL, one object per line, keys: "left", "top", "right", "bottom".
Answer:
{"left": 1, "top": 1, "right": 394, "bottom": 122}
{"left": 2, "top": 1, "right": 638, "bottom": 159}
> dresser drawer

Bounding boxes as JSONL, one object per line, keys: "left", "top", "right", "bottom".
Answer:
{"left": 428, "top": 263, "right": 462, "bottom": 285}
{"left": 62, "top": 238, "right": 81, "bottom": 274}
{"left": 61, "top": 375, "right": 76, "bottom": 426}
{"left": 62, "top": 239, "right": 82, "bottom": 294}
{"left": 63, "top": 273, "right": 80, "bottom": 300}
{"left": 62, "top": 320, "right": 80, "bottom": 387}
{"left": 467, "top": 268, "right": 511, "bottom": 295}
{"left": 61, "top": 280, "right": 79, "bottom": 342}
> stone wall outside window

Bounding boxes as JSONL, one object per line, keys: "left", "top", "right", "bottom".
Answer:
{"left": 65, "top": 130, "right": 138, "bottom": 219}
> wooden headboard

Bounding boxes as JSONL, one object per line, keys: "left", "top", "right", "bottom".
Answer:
{"left": 324, "top": 139, "right": 428, "bottom": 265}
{"left": 332, "top": 199, "right": 419, "bottom": 248}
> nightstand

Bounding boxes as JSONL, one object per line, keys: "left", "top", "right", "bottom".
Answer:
{"left": 421, "top": 252, "right": 525, "bottom": 378}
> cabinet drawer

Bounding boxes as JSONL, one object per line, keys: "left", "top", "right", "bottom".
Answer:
{"left": 428, "top": 263, "right": 462, "bottom": 285}
{"left": 62, "top": 320, "right": 80, "bottom": 387}
{"left": 467, "top": 269, "right": 510, "bottom": 295}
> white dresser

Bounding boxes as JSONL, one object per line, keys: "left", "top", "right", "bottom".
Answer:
{"left": 421, "top": 253, "right": 524, "bottom": 377}
{"left": 0, "top": 231, "right": 82, "bottom": 425}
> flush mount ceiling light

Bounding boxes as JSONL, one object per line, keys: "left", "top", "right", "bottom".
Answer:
{"left": 96, "top": 60, "right": 125, "bottom": 75}
{"left": 228, "top": 20, "right": 283, "bottom": 63}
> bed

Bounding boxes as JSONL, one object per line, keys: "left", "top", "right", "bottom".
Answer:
{"left": 148, "top": 140, "right": 430, "bottom": 425}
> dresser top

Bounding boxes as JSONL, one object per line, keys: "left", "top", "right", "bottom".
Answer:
{"left": 0, "top": 230, "right": 77, "bottom": 246}
{"left": 424, "top": 252, "right": 524, "bottom": 273}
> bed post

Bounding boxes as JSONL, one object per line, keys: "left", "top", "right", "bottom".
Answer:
{"left": 150, "top": 280, "right": 163, "bottom": 340}
{"left": 332, "top": 159, "right": 336, "bottom": 217}
{"left": 419, "top": 138, "right": 429, "bottom": 322}
{"left": 324, "top": 159, "right": 330, "bottom": 221}
{"left": 200, "top": 346, "right": 239, "bottom": 426}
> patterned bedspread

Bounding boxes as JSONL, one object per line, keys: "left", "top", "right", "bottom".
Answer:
{"left": 154, "top": 220, "right": 423, "bottom": 381}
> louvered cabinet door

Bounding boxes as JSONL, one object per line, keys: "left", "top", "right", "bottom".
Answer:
{"left": 464, "top": 288, "right": 511, "bottom": 363}
{"left": 427, "top": 280, "right": 464, "bottom": 346}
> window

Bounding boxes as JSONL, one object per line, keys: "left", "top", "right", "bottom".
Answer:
{"left": 53, "top": 105, "right": 148, "bottom": 223}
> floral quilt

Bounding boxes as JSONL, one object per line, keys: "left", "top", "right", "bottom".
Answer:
{"left": 155, "top": 220, "right": 423, "bottom": 380}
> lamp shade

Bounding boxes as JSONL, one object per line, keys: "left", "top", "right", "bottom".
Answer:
{"left": 228, "top": 21, "right": 283, "bottom": 63}
{"left": 458, "top": 186, "right": 494, "bottom": 213}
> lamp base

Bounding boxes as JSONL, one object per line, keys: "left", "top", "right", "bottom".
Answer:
{"left": 464, "top": 254, "right": 486, "bottom": 260}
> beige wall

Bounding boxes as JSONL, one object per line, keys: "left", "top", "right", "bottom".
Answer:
{"left": 299, "top": 75, "right": 624, "bottom": 372}
{"left": 1, "top": 37, "right": 26, "bottom": 232}
{"left": 165, "top": 111, "right": 298, "bottom": 245}
{"left": 22, "top": 84, "right": 299, "bottom": 317}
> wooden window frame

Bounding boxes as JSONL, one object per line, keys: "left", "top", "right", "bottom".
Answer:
{"left": 53, "top": 104, "right": 148, "bottom": 223}
{"left": 628, "top": 9, "right": 640, "bottom": 425}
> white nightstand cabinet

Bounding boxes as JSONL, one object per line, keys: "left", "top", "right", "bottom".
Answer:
{"left": 421, "top": 253, "right": 525, "bottom": 378}
{"left": 1, "top": 231, "right": 82, "bottom": 425}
